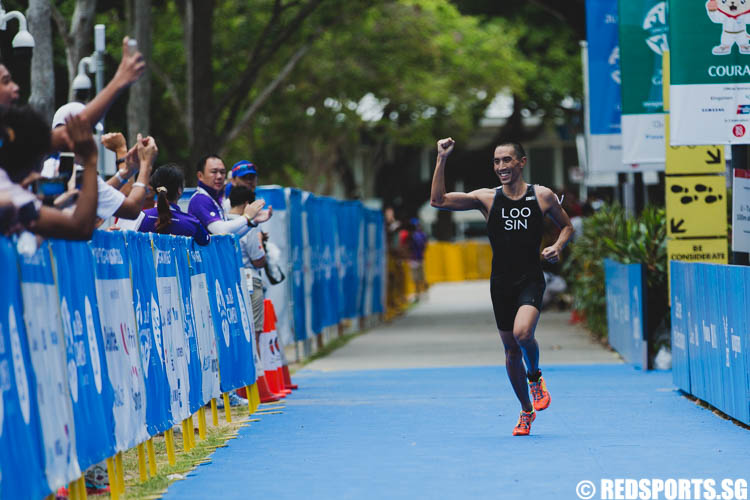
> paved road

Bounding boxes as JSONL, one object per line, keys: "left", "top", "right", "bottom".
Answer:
{"left": 307, "top": 281, "right": 621, "bottom": 371}
{"left": 164, "top": 281, "right": 750, "bottom": 500}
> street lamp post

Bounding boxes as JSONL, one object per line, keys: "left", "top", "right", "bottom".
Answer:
{"left": 73, "top": 24, "right": 109, "bottom": 174}
{"left": 0, "top": 1, "right": 35, "bottom": 49}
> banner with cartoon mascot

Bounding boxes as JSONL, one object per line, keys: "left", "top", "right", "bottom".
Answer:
{"left": 670, "top": 0, "right": 750, "bottom": 145}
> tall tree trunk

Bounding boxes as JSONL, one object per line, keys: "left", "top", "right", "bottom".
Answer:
{"left": 66, "top": 0, "right": 96, "bottom": 101}
{"left": 127, "top": 0, "right": 151, "bottom": 143}
{"left": 186, "top": 0, "right": 214, "bottom": 182}
{"left": 27, "top": 0, "right": 55, "bottom": 123}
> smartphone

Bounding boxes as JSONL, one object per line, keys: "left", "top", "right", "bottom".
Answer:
{"left": 35, "top": 178, "right": 67, "bottom": 205}
{"left": 127, "top": 38, "right": 138, "bottom": 56}
{"left": 59, "top": 152, "right": 75, "bottom": 180}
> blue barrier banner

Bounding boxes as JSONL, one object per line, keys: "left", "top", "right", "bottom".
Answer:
{"left": 584, "top": 0, "right": 623, "bottom": 174}
{"left": 684, "top": 262, "right": 704, "bottom": 402}
{"left": 362, "top": 209, "right": 385, "bottom": 316}
{"left": 18, "top": 241, "right": 81, "bottom": 488}
{"left": 371, "top": 210, "right": 385, "bottom": 314}
{"left": 202, "top": 236, "right": 255, "bottom": 392}
{"left": 257, "top": 187, "right": 293, "bottom": 346}
{"left": 288, "top": 189, "right": 307, "bottom": 341}
{"left": 50, "top": 239, "right": 117, "bottom": 470}
{"left": 305, "top": 195, "right": 323, "bottom": 335}
{"left": 337, "top": 201, "right": 362, "bottom": 319}
{"left": 125, "top": 231, "right": 173, "bottom": 434}
{"left": 173, "top": 237, "right": 205, "bottom": 413}
{"left": 739, "top": 268, "right": 750, "bottom": 424}
{"left": 321, "top": 197, "right": 340, "bottom": 329}
{"left": 152, "top": 234, "right": 191, "bottom": 421}
{"left": 359, "top": 209, "right": 372, "bottom": 318}
{"left": 91, "top": 231, "right": 149, "bottom": 451}
{"left": 0, "top": 238, "right": 49, "bottom": 500}
{"left": 603, "top": 258, "right": 646, "bottom": 369}
{"left": 669, "top": 261, "right": 690, "bottom": 392}
{"left": 232, "top": 238, "right": 261, "bottom": 383}
{"left": 186, "top": 245, "right": 221, "bottom": 403}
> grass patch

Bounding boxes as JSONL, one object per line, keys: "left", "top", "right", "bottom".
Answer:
{"left": 300, "top": 330, "right": 365, "bottom": 368}
{"left": 116, "top": 403, "right": 280, "bottom": 499}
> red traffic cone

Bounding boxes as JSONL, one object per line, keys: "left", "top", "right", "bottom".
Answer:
{"left": 261, "top": 299, "right": 288, "bottom": 396}
{"left": 282, "top": 364, "right": 298, "bottom": 390}
{"left": 256, "top": 373, "right": 283, "bottom": 403}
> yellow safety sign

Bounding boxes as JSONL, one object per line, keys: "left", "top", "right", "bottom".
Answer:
{"left": 667, "top": 238, "right": 728, "bottom": 264}
{"left": 667, "top": 238, "right": 728, "bottom": 299}
{"left": 666, "top": 175, "right": 727, "bottom": 238}
{"left": 665, "top": 117, "right": 725, "bottom": 174}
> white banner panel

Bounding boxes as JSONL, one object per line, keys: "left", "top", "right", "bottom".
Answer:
{"left": 94, "top": 277, "right": 149, "bottom": 451}
{"left": 622, "top": 114, "right": 667, "bottom": 166}
{"left": 671, "top": 84, "right": 750, "bottom": 146}
{"left": 155, "top": 276, "right": 190, "bottom": 422}
{"left": 20, "top": 279, "right": 80, "bottom": 488}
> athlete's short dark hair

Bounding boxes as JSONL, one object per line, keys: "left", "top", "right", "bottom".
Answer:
{"left": 496, "top": 142, "right": 526, "bottom": 160}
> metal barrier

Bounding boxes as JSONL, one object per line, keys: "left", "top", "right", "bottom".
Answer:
{"left": 670, "top": 261, "right": 750, "bottom": 425}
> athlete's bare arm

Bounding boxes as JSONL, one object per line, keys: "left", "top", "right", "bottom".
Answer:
{"left": 430, "top": 138, "right": 494, "bottom": 218}
{"left": 535, "top": 185, "right": 574, "bottom": 264}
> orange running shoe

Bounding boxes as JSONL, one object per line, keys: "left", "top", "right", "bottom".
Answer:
{"left": 529, "top": 376, "right": 551, "bottom": 411}
{"left": 512, "top": 410, "right": 536, "bottom": 436}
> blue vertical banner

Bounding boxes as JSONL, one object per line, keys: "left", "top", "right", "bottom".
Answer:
{"left": 337, "top": 201, "right": 362, "bottom": 319}
{"left": 185, "top": 245, "right": 221, "bottom": 403}
{"left": 202, "top": 236, "right": 255, "bottom": 392}
{"left": 306, "top": 195, "right": 323, "bottom": 335}
{"left": 257, "top": 187, "right": 293, "bottom": 346}
{"left": 0, "top": 238, "right": 49, "bottom": 500}
{"left": 669, "top": 261, "right": 690, "bottom": 392}
{"left": 288, "top": 188, "right": 307, "bottom": 341}
{"left": 18, "top": 241, "right": 81, "bottom": 489}
{"left": 50, "top": 239, "right": 116, "bottom": 470}
{"left": 91, "top": 231, "right": 149, "bottom": 451}
{"left": 603, "top": 259, "right": 647, "bottom": 369}
{"left": 173, "top": 237, "right": 205, "bottom": 413}
{"left": 320, "top": 197, "right": 340, "bottom": 328}
{"left": 585, "top": 0, "right": 623, "bottom": 176}
{"left": 124, "top": 231, "right": 173, "bottom": 435}
{"left": 372, "top": 209, "right": 386, "bottom": 314}
{"left": 152, "top": 234, "right": 191, "bottom": 422}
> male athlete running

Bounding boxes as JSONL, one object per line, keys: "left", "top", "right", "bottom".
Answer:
{"left": 430, "top": 138, "right": 574, "bottom": 436}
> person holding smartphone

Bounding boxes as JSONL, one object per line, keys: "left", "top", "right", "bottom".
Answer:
{"left": 0, "top": 106, "right": 99, "bottom": 240}
{"left": 41, "top": 102, "right": 157, "bottom": 224}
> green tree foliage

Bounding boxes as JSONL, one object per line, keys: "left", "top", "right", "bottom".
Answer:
{"left": 229, "top": 0, "right": 523, "bottom": 190}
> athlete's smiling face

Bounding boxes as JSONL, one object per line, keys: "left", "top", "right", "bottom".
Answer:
{"left": 493, "top": 145, "right": 526, "bottom": 185}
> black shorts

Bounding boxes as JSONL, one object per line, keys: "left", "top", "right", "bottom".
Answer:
{"left": 490, "top": 273, "right": 546, "bottom": 331}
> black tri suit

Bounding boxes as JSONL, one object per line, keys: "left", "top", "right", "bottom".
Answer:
{"left": 486, "top": 184, "right": 546, "bottom": 331}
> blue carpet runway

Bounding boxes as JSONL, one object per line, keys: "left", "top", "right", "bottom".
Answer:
{"left": 163, "top": 365, "right": 749, "bottom": 499}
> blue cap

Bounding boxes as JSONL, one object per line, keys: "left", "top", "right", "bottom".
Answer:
{"left": 231, "top": 160, "right": 257, "bottom": 178}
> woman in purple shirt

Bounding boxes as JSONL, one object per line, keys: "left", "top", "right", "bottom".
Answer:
{"left": 137, "top": 164, "right": 210, "bottom": 245}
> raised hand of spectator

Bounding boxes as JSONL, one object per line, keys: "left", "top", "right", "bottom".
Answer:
{"left": 136, "top": 134, "right": 158, "bottom": 168}
{"left": 67, "top": 114, "right": 97, "bottom": 167}
{"left": 243, "top": 199, "right": 266, "bottom": 221}
{"left": 101, "top": 132, "right": 127, "bottom": 155}
{"left": 113, "top": 37, "right": 146, "bottom": 89}
{"left": 253, "top": 206, "right": 273, "bottom": 225}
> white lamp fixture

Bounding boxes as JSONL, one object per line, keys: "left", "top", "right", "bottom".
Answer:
{"left": 0, "top": 3, "right": 35, "bottom": 49}
{"left": 72, "top": 56, "right": 94, "bottom": 91}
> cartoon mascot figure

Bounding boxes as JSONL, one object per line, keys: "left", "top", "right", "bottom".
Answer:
{"left": 707, "top": 0, "right": 750, "bottom": 55}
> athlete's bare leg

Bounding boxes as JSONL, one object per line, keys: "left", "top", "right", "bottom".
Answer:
{"left": 513, "top": 305, "right": 542, "bottom": 376}
{"left": 498, "top": 329, "right": 533, "bottom": 412}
